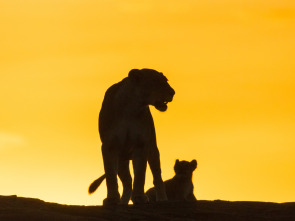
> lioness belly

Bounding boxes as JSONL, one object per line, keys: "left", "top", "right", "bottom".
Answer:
{"left": 102, "top": 116, "right": 151, "bottom": 153}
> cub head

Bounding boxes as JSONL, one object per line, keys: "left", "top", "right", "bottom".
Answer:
{"left": 128, "top": 68, "right": 175, "bottom": 112}
{"left": 174, "top": 159, "right": 197, "bottom": 179}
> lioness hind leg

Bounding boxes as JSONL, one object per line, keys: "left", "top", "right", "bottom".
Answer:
{"left": 148, "top": 147, "right": 168, "bottom": 201}
{"left": 118, "top": 159, "right": 132, "bottom": 204}
{"left": 102, "top": 144, "right": 121, "bottom": 205}
{"left": 131, "top": 151, "right": 149, "bottom": 204}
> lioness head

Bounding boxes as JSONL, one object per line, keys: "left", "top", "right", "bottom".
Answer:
{"left": 128, "top": 68, "right": 175, "bottom": 112}
{"left": 174, "top": 159, "right": 197, "bottom": 178}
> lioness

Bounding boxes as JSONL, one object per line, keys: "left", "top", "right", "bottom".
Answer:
{"left": 146, "top": 159, "right": 197, "bottom": 202}
{"left": 89, "top": 68, "right": 175, "bottom": 205}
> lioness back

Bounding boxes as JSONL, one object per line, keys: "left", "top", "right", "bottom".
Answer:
{"left": 146, "top": 159, "right": 197, "bottom": 202}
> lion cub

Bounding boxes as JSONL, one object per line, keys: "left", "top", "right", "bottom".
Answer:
{"left": 146, "top": 159, "right": 197, "bottom": 202}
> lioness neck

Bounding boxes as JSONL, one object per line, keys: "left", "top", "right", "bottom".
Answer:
{"left": 116, "top": 78, "right": 148, "bottom": 114}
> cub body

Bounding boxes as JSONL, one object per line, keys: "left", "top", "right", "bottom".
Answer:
{"left": 146, "top": 159, "right": 197, "bottom": 202}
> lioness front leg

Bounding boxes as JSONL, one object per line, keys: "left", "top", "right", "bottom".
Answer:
{"left": 102, "top": 144, "right": 121, "bottom": 205}
{"left": 118, "top": 158, "right": 132, "bottom": 204}
{"left": 131, "top": 150, "right": 149, "bottom": 204}
{"left": 148, "top": 146, "right": 168, "bottom": 201}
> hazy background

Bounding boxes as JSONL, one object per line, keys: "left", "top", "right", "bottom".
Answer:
{"left": 0, "top": 0, "right": 294, "bottom": 205}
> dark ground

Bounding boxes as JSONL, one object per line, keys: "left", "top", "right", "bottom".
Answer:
{"left": 0, "top": 195, "right": 295, "bottom": 221}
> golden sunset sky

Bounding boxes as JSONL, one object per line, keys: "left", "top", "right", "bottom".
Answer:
{"left": 0, "top": 0, "right": 294, "bottom": 205}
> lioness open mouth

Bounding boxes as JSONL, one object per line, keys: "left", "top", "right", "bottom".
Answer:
{"left": 155, "top": 101, "right": 169, "bottom": 112}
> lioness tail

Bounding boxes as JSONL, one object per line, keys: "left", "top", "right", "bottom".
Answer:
{"left": 88, "top": 174, "right": 106, "bottom": 194}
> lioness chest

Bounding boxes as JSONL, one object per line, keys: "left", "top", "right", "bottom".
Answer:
{"left": 114, "top": 111, "right": 154, "bottom": 148}
{"left": 100, "top": 107, "right": 155, "bottom": 155}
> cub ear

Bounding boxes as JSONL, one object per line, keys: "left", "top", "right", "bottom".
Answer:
{"left": 190, "top": 160, "right": 197, "bottom": 171}
{"left": 174, "top": 159, "right": 180, "bottom": 171}
{"left": 128, "top": 69, "right": 141, "bottom": 81}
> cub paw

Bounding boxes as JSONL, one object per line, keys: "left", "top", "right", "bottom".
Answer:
{"left": 156, "top": 195, "right": 168, "bottom": 201}
{"left": 156, "top": 191, "right": 168, "bottom": 201}
{"left": 131, "top": 194, "right": 149, "bottom": 205}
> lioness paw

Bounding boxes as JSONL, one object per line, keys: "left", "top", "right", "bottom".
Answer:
{"left": 103, "top": 197, "right": 121, "bottom": 206}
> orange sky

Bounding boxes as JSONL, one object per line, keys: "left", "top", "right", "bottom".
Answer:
{"left": 0, "top": 0, "right": 294, "bottom": 205}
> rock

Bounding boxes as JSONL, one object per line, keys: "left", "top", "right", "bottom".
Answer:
{"left": 0, "top": 195, "right": 294, "bottom": 221}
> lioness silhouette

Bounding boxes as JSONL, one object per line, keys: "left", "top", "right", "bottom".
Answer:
{"left": 89, "top": 69, "right": 175, "bottom": 205}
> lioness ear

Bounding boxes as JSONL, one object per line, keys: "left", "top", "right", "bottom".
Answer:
{"left": 128, "top": 69, "right": 141, "bottom": 82}
{"left": 190, "top": 160, "right": 197, "bottom": 171}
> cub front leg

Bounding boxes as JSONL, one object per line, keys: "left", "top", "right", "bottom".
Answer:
{"left": 102, "top": 143, "right": 121, "bottom": 205}
{"left": 187, "top": 192, "right": 197, "bottom": 201}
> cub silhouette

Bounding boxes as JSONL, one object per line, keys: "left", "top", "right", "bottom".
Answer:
{"left": 146, "top": 159, "right": 197, "bottom": 202}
